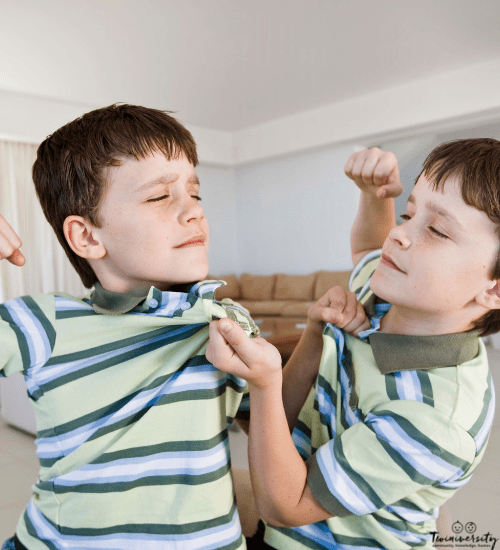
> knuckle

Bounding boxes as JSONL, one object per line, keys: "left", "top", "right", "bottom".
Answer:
{"left": 343, "top": 305, "right": 356, "bottom": 319}
{"left": 355, "top": 310, "right": 366, "bottom": 324}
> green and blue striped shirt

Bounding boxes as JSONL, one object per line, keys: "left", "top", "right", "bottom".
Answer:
{"left": 265, "top": 250, "right": 495, "bottom": 550}
{"left": 0, "top": 280, "right": 258, "bottom": 550}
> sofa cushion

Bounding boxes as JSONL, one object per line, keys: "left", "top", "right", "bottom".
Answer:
{"left": 281, "top": 301, "right": 314, "bottom": 317}
{"left": 274, "top": 273, "right": 315, "bottom": 301}
{"left": 240, "top": 273, "right": 276, "bottom": 300}
{"left": 212, "top": 274, "right": 241, "bottom": 300}
{"left": 314, "top": 270, "right": 351, "bottom": 300}
{"left": 237, "top": 300, "right": 290, "bottom": 317}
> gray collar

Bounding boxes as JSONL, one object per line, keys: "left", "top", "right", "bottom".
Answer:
{"left": 89, "top": 283, "right": 150, "bottom": 315}
{"left": 368, "top": 331, "right": 480, "bottom": 374}
{"left": 89, "top": 280, "right": 224, "bottom": 315}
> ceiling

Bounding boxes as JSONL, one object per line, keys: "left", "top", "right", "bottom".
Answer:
{"left": 1, "top": 0, "right": 500, "bottom": 132}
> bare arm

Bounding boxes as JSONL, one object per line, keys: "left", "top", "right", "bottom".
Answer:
{"left": 344, "top": 148, "right": 402, "bottom": 265}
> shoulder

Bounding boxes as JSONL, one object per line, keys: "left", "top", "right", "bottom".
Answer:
{"left": 0, "top": 293, "right": 57, "bottom": 371}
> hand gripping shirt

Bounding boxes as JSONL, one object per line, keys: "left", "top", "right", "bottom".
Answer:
{"left": 0, "top": 280, "right": 258, "bottom": 550}
{"left": 265, "top": 250, "right": 495, "bottom": 550}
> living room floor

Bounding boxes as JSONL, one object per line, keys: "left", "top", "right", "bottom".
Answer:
{"left": 1, "top": 349, "right": 500, "bottom": 542}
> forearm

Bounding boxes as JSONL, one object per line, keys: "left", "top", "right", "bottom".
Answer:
{"left": 281, "top": 321, "right": 324, "bottom": 431}
{"left": 350, "top": 192, "right": 395, "bottom": 262}
{"left": 248, "top": 382, "right": 309, "bottom": 527}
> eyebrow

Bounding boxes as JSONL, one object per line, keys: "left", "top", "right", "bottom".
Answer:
{"left": 407, "top": 194, "right": 465, "bottom": 232}
{"left": 136, "top": 174, "right": 200, "bottom": 193}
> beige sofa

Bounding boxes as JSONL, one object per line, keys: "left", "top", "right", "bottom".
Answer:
{"left": 211, "top": 270, "right": 351, "bottom": 320}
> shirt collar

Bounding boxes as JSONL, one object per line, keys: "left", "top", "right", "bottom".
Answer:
{"left": 357, "top": 299, "right": 480, "bottom": 374}
{"left": 89, "top": 280, "right": 225, "bottom": 315}
{"left": 368, "top": 330, "right": 480, "bottom": 374}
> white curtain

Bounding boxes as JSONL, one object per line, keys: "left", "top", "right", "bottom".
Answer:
{"left": 0, "top": 140, "right": 87, "bottom": 302}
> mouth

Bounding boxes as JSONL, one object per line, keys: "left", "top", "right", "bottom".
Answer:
{"left": 174, "top": 235, "right": 206, "bottom": 248}
{"left": 381, "top": 253, "right": 405, "bottom": 273}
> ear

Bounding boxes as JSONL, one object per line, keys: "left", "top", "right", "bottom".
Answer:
{"left": 63, "top": 216, "right": 106, "bottom": 260}
{"left": 475, "top": 281, "right": 500, "bottom": 310}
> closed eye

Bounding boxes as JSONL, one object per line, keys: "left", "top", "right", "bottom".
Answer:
{"left": 429, "top": 226, "right": 449, "bottom": 239}
{"left": 147, "top": 195, "right": 169, "bottom": 202}
{"left": 147, "top": 195, "right": 202, "bottom": 203}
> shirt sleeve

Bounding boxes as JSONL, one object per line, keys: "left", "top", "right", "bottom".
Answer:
{"left": 306, "top": 398, "right": 476, "bottom": 517}
{"left": 0, "top": 295, "right": 56, "bottom": 379}
{"left": 349, "top": 250, "right": 382, "bottom": 315}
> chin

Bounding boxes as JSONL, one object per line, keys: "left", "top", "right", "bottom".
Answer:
{"left": 369, "top": 271, "right": 394, "bottom": 303}
{"left": 184, "top": 264, "right": 210, "bottom": 284}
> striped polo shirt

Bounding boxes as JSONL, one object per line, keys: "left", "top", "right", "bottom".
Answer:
{"left": 265, "top": 250, "right": 495, "bottom": 550}
{"left": 0, "top": 280, "right": 258, "bottom": 550}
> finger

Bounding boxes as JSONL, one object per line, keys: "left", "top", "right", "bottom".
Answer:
{"left": 343, "top": 151, "right": 358, "bottom": 178}
{"left": 335, "top": 291, "right": 358, "bottom": 328}
{"left": 309, "top": 286, "right": 347, "bottom": 324}
{"left": 0, "top": 232, "right": 23, "bottom": 264}
{"left": 373, "top": 153, "right": 402, "bottom": 198}
{"left": 6, "top": 249, "right": 26, "bottom": 266}
{"left": 0, "top": 216, "right": 22, "bottom": 248}
{"left": 325, "top": 286, "right": 347, "bottom": 311}
{"left": 352, "top": 315, "right": 372, "bottom": 337}
{"left": 349, "top": 150, "right": 369, "bottom": 183}
{"left": 310, "top": 303, "right": 344, "bottom": 325}
{"left": 216, "top": 319, "right": 261, "bottom": 366}
{"left": 360, "top": 148, "right": 382, "bottom": 186}
{"left": 207, "top": 321, "right": 237, "bottom": 363}
{"left": 372, "top": 152, "right": 397, "bottom": 185}
{"left": 207, "top": 321, "right": 250, "bottom": 377}
{"left": 342, "top": 301, "right": 370, "bottom": 335}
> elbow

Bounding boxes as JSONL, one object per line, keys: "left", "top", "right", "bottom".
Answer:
{"left": 258, "top": 502, "right": 303, "bottom": 529}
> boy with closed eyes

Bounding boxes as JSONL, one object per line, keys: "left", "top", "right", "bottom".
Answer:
{"left": 0, "top": 103, "right": 265, "bottom": 550}
{"left": 208, "top": 140, "right": 499, "bottom": 549}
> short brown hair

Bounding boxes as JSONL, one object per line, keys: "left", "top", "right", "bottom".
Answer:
{"left": 421, "top": 138, "right": 500, "bottom": 336}
{"left": 32, "top": 104, "right": 198, "bottom": 288}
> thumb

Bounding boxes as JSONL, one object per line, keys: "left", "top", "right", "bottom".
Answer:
{"left": 376, "top": 166, "right": 402, "bottom": 199}
{"left": 217, "top": 319, "right": 256, "bottom": 361}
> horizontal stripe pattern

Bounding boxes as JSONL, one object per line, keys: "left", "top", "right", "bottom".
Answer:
{"left": 24, "top": 500, "right": 244, "bottom": 550}
{"left": 3, "top": 281, "right": 256, "bottom": 550}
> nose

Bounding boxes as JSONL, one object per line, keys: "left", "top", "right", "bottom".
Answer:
{"left": 388, "top": 222, "right": 411, "bottom": 249}
{"left": 178, "top": 195, "right": 205, "bottom": 225}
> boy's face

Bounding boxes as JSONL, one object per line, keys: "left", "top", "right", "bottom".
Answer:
{"left": 370, "top": 172, "right": 499, "bottom": 329}
{"left": 93, "top": 152, "right": 209, "bottom": 293}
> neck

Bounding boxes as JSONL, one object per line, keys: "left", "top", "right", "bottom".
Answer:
{"left": 94, "top": 272, "right": 153, "bottom": 296}
{"left": 380, "top": 305, "right": 480, "bottom": 336}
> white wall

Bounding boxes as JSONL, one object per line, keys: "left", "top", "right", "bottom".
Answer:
{"left": 233, "top": 145, "right": 360, "bottom": 275}
{"left": 0, "top": 89, "right": 234, "bottom": 166}
{"left": 196, "top": 165, "right": 240, "bottom": 276}
{"left": 233, "top": 57, "right": 500, "bottom": 166}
